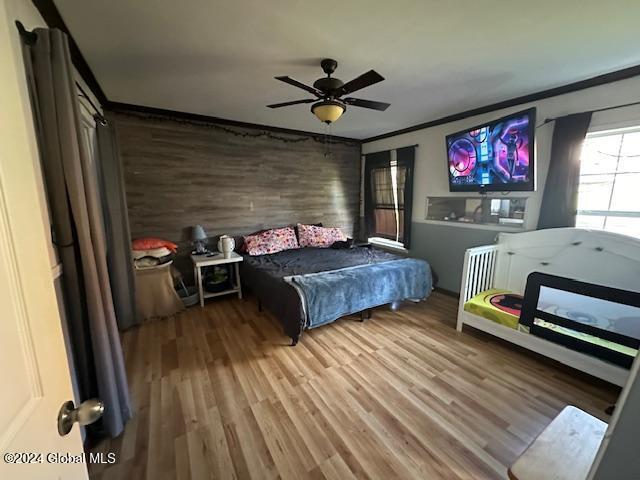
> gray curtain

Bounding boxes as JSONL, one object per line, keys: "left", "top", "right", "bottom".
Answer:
{"left": 537, "top": 112, "right": 593, "bottom": 229}
{"left": 22, "top": 28, "right": 132, "bottom": 438}
{"left": 96, "top": 120, "right": 138, "bottom": 330}
{"left": 364, "top": 150, "right": 392, "bottom": 239}
{"left": 396, "top": 146, "right": 415, "bottom": 248}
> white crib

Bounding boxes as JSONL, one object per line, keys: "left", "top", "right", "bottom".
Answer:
{"left": 456, "top": 228, "right": 640, "bottom": 387}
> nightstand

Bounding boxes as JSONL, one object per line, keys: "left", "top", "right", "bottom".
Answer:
{"left": 191, "top": 252, "right": 243, "bottom": 307}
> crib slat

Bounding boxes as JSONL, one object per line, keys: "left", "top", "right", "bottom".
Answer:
{"left": 467, "top": 254, "right": 477, "bottom": 301}
{"left": 476, "top": 252, "right": 483, "bottom": 295}
{"left": 487, "top": 251, "right": 494, "bottom": 290}
{"left": 465, "top": 256, "right": 472, "bottom": 301}
{"left": 481, "top": 251, "right": 488, "bottom": 291}
{"left": 472, "top": 253, "right": 481, "bottom": 298}
{"left": 481, "top": 252, "right": 488, "bottom": 291}
{"left": 485, "top": 251, "right": 492, "bottom": 291}
{"left": 470, "top": 254, "right": 477, "bottom": 299}
{"left": 478, "top": 253, "right": 484, "bottom": 294}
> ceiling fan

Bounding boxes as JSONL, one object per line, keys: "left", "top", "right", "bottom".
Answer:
{"left": 267, "top": 58, "right": 390, "bottom": 124}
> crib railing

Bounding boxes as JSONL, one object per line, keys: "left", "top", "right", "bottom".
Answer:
{"left": 459, "top": 245, "right": 499, "bottom": 303}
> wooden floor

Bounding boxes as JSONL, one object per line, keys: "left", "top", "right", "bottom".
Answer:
{"left": 88, "top": 292, "right": 618, "bottom": 480}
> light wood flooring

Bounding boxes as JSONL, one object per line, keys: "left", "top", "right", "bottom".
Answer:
{"left": 88, "top": 292, "right": 618, "bottom": 480}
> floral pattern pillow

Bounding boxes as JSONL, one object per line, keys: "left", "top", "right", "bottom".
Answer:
{"left": 297, "top": 223, "right": 347, "bottom": 248}
{"left": 244, "top": 227, "right": 299, "bottom": 256}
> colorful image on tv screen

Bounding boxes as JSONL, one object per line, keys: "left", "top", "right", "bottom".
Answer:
{"left": 447, "top": 111, "right": 532, "bottom": 188}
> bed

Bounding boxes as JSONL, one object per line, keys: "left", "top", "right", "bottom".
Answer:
{"left": 457, "top": 228, "right": 640, "bottom": 386}
{"left": 463, "top": 288, "right": 638, "bottom": 368}
{"left": 240, "top": 246, "right": 432, "bottom": 344}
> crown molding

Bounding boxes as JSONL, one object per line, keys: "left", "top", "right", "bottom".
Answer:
{"left": 106, "top": 102, "right": 362, "bottom": 144}
{"left": 363, "top": 64, "right": 640, "bottom": 143}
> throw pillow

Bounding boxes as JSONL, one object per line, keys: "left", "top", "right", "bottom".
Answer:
{"left": 297, "top": 224, "right": 347, "bottom": 248}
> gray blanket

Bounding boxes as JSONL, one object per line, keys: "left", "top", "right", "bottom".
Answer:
{"left": 285, "top": 258, "right": 431, "bottom": 329}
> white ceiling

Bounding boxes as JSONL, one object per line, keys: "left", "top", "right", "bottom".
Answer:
{"left": 55, "top": 0, "right": 640, "bottom": 139}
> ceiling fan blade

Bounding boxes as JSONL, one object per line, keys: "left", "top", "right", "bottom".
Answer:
{"left": 344, "top": 97, "right": 390, "bottom": 111}
{"left": 275, "top": 76, "right": 322, "bottom": 96}
{"left": 338, "top": 70, "right": 385, "bottom": 95}
{"left": 267, "top": 99, "right": 316, "bottom": 108}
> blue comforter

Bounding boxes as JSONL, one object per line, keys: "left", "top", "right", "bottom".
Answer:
{"left": 285, "top": 258, "right": 431, "bottom": 329}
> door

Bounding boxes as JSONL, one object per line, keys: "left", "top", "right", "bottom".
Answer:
{"left": 0, "top": 4, "right": 87, "bottom": 479}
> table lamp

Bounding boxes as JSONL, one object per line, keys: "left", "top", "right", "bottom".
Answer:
{"left": 191, "top": 225, "right": 208, "bottom": 255}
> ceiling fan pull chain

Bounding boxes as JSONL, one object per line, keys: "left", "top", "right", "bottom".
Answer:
{"left": 330, "top": 123, "right": 333, "bottom": 153}
{"left": 323, "top": 123, "right": 328, "bottom": 157}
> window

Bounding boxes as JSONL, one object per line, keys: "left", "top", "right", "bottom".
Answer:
{"left": 369, "top": 159, "right": 405, "bottom": 245}
{"left": 577, "top": 128, "right": 640, "bottom": 239}
{"left": 364, "top": 147, "right": 415, "bottom": 249}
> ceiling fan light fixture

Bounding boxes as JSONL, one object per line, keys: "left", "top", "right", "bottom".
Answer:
{"left": 311, "top": 100, "right": 345, "bottom": 124}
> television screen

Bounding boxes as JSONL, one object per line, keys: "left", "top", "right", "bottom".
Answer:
{"left": 446, "top": 108, "right": 535, "bottom": 192}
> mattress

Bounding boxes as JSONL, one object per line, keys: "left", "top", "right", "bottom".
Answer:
{"left": 463, "top": 289, "right": 523, "bottom": 330}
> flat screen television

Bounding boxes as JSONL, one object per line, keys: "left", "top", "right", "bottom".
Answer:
{"left": 446, "top": 108, "right": 535, "bottom": 192}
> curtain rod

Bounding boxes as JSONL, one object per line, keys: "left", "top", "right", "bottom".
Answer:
{"left": 538, "top": 99, "right": 640, "bottom": 128}
{"left": 362, "top": 144, "right": 419, "bottom": 156}
{"left": 15, "top": 21, "right": 36, "bottom": 44}
{"left": 16, "top": 21, "right": 107, "bottom": 126}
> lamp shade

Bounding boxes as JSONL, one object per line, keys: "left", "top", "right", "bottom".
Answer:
{"left": 311, "top": 101, "right": 345, "bottom": 124}
{"left": 191, "top": 225, "right": 208, "bottom": 242}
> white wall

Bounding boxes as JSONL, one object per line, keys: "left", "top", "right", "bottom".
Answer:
{"left": 362, "top": 75, "right": 640, "bottom": 231}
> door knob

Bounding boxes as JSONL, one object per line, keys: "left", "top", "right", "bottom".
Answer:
{"left": 57, "top": 398, "right": 104, "bottom": 436}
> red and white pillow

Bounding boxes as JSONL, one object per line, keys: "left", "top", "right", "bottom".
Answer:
{"left": 297, "top": 223, "right": 346, "bottom": 248}
{"left": 244, "top": 227, "right": 299, "bottom": 256}
{"left": 132, "top": 237, "right": 178, "bottom": 252}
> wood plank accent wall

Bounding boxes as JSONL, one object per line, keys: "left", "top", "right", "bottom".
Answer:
{"left": 112, "top": 110, "right": 361, "bottom": 274}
